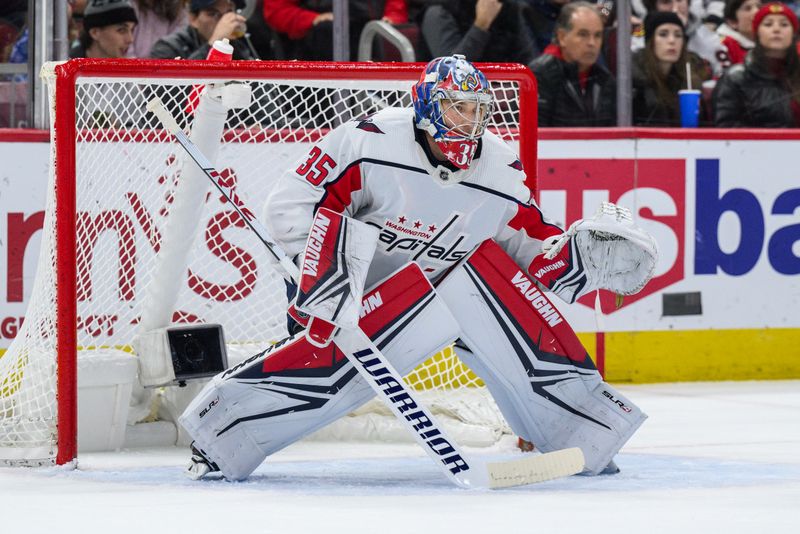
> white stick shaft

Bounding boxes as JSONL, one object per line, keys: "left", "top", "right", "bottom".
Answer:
{"left": 148, "top": 97, "right": 299, "bottom": 281}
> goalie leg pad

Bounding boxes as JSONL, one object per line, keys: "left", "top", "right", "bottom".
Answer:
{"left": 179, "top": 262, "right": 460, "bottom": 480}
{"left": 437, "top": 240, "right": 647, "bottom": 475}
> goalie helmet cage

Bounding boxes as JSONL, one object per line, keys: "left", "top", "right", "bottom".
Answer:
{"left": 0, "top": 58, "right": 537, "bottom": 466}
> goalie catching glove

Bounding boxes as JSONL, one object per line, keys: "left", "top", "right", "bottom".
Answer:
{"left": 530, "top": 202, "right": 658, "bottom": 303}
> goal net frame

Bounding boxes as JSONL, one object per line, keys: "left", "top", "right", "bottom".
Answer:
{"left": 3, "top": 58, "right": 538, "bottom": 466}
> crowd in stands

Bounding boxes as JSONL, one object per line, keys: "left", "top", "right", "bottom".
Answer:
{"left": 4, "top": 0, "right": 800, "bottom": 127}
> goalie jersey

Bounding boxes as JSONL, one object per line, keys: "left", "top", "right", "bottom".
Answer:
{"left": 265, "top": 107, "right": 564, "bottom": 288}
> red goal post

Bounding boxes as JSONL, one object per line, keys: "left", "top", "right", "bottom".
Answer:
{"left": 0, "top": 59, "right": 538, "bottom": 466}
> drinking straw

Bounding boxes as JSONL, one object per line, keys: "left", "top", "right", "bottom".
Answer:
{"left": 686, "top": 62, "right": 692, "bottom": 90}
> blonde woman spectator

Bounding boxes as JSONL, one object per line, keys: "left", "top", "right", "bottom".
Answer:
{"left": 128, "top": 0, "right": 188, "bottom": 57}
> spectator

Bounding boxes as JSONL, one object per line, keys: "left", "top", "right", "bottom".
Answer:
{"left": 242, "top": 0, "right": 277, "bottom": 59}
{"left": 714, "top": 2, "right": 800, "bottom": 126}
{"left": 529, "top": 2, "right": 617, "bottom": 126}
{"left": 150, "top": 0, "right": 256, "bottom": 59}
{"left": 632, "top": 11, "right": 712, "bottom": 125}
{"left": 600, "top": 0, "right": 646, "bottom": 75}
{"left": 420, "top": 0, "right": 537, "bottom": 63}
{"left": 522, "top": 0, "right": 571, "bottom": 54}
{"left": 263, "top": 0, "right": 407, "bottom": 60}
{"left": 689, "top": 0, "right": 726, "bottom": 27}
{"left": 67, "top": 1, "right": 145, "bottom": 128}
{"left": 717, "top": 0, "right": 761, "bottom": 67}
{"left": 700, "top": 0, "right": 726, "bottom": 30}
{"left": 642, "top": 0, "right": 728, "bottom": 76}
{"left": 128, "top": 0, "right": 188, "bottom": 57}
{"left": 8, "top": 28, "right": 27, "bottom": 86}
{"left": 0, "top": 0, "right": 27, "bottom": 30}
{"left": 69, "top": 0, "right": 139, "bottom": 58}
{"left": 69, "top": 0, "right": 89, "bottom": 47}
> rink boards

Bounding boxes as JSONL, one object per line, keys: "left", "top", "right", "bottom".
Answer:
{"left": 0, "top": 128, "right": 798, "bottom": 382}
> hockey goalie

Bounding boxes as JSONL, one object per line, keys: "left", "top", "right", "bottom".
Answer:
{"left": 178, "top": 55, "right": 658, "bottom": 482}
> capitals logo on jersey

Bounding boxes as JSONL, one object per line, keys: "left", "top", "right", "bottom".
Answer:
{"left": 367, "top": 213, "right": 471, "bottom": 271}
{"left": 356, "top": 114, "right": 385, "bottom": 134}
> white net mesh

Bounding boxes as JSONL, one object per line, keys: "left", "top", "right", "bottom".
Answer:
{"left": 0, "top": 62, "right": 531, "bottom": 464}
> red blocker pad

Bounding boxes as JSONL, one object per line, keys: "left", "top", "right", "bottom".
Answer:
{"left": 437, "top": 240, "right": 646, "bottom": 475}
{"left": 179, "top": 262, "right": 460, "bottom": 481}
{"left": 294, "top": 208, "right": 378, "bottom": 329}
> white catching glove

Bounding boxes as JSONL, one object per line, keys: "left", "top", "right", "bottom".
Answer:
{"left": 542, "top": 202, "right": 658, "bottom": 296}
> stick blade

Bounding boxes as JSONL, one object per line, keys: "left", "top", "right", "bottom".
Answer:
{"left": 486, "top": 447, "right": 585, "bottom": 489}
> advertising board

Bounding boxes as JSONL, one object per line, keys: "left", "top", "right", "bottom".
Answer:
{"left": 1, "top": 131, "right": 798, "bottom": 381}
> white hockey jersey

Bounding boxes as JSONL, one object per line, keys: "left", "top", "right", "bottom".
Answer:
{"left": 264, "top": 107, "right": 564, "bottom": 288}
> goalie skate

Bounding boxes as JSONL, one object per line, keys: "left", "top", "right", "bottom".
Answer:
{"left": 185, "top": 443, "right": 220, "bottom": 480}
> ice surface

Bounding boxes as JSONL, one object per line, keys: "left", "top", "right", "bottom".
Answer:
{"left": 1, "top": 381, "right": 798, "bottom": 534}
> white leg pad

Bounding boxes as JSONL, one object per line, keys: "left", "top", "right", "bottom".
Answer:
{"left": 438, "top": 241, "right": 647, "bottom": 475}
{"left": 179, "top": 263, "right": 460, "bottom": 480}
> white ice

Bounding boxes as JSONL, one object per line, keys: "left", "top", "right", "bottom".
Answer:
{"left": 2, "top": 380, "right": 799, "bottom": 534}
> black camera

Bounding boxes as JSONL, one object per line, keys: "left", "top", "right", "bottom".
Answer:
{"left": 167, "top": 324, "right": 228, "bottom": 383}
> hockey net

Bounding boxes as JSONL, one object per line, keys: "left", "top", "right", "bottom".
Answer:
{"left": 0, "top": 59, "right": 537, "bottom": 465}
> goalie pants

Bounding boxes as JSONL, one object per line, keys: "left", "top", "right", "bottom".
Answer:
{"left": 180, "top": 242, "right": 646, "bottom": 480}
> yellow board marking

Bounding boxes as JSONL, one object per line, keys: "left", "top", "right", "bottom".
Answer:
{"left": 3, "top": 329, "right": 799, "bottom": 398}
{"left": 603, "top": 328, "right": 800, "bottom": 383}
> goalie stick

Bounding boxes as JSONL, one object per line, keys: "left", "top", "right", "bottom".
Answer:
{"left": 146, "top": 96, "right": 584, "bottom": 489}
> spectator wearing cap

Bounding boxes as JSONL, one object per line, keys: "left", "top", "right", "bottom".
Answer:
{"left": 632, "top": 12, "right": 712, "bottom": 125}
{"left": 714, "top": 2, "right": 800, "bottom": 126}
{"left": 69, "top": 1, "right": 146, "bottom": 128}
{"left": 69, "top": 0, "right": 139, "bottom": 58}
{"left": 149, "top": 0, "right": 256, "bottom": 59}
{"left": 528, "top": 2, "right": 617, "bottom": 126}
{"left": 716, "top": 0, "right": 761, "bottom": 68}
{"left": 641, "top": 0, "right": 728, "bottom": 77}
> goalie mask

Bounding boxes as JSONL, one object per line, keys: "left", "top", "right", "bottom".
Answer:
{"left": 412, "top": 55, "right": 494, "bottom": 170}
